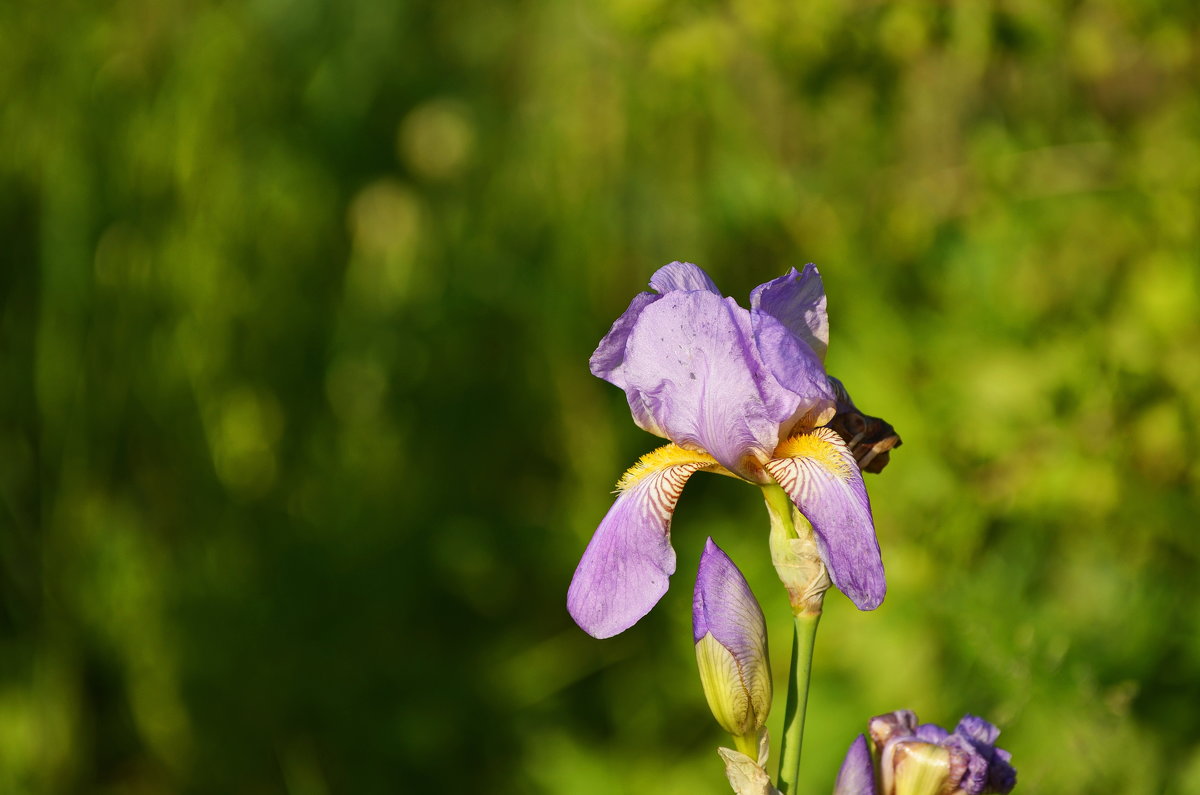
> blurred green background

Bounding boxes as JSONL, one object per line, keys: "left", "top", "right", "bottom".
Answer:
{"left": 2, "top": 0, "right": 1199, "bottom": 792}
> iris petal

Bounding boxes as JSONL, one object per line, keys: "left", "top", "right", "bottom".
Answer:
{"left": 750, "top": 264, "right": 829, "bottom": 363}
{"left": 751, "top": 309, "right": 835, "bottom": 428}
{"left": 693, "top": 539, "right": 767, "bottom": 650}
{"left": 649, "top": 260, "right": 722, "bottom": 294}
{"left": 834, "top": 734, "right": 878, "bottom": 795}
{"left": 765, "top": 428, "right": 885, "bottom": 610}
{"left": 590, "top": 291, "right": 668, "bottom": 437}
{"left": 590, "top": 290, "right": 661, "bottom": 388}
{"left": 567, "top": 445, "right": 716, "bottom": 638}
{"left": 948, "top": 716, "right": 1016, "bottom": 794}
{"left": 915, "top": 723, "right": 950, "bottom": 744}
{"left": 620, "top": 290, "right": 805, "bottom": 475}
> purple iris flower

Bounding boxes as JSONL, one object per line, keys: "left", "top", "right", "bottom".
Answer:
{"left": 567, "top": 261, "right": 889, "bottom": 638}
{"left": 835, "top": 711, "right": 1017, "bottom": 795}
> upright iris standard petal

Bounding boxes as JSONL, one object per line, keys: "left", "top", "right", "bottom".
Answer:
{"left": 834, "top": 734, "right": 878, "bottom": 795}
{"left": 765, "top": 428, "right": 885, "bottom": 610}
{"left": 692, "top": 539, "right": 771, "bottom": 741}
{"left": 590, "top": 291, "right": 661, "bottom": 387}
{"left": 620, "top": 290, "right": 807, "bottom": 476}
{"left": 591, "top": 290, "right": 670, "bottom": 438}
{"left": 750, "top": 264, "right": 829, "bottom": 362}
{"left": 567, "top": 445, "right": 717, "bottom": 638}
{"left": 650, "top": 260, "right": 722, "bottom": 294}
{"left": 748, "top": 310, "right": 835, "bottom": 429}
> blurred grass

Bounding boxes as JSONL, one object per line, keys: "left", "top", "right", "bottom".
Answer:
{"left": 2, "top": 0, "right": 1199, "bottom": 792}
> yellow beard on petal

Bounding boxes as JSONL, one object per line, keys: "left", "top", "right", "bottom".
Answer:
{"left": 616, "top": 444, "right": 720, "bottom": 492}
{"left": 772, "top": 427, "right": 853, "bottom": 481}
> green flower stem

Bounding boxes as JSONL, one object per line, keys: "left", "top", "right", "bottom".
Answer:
{"left": 732, "top": 731, "right": 759, "bottom": 761}
{"left": 777, "top": 611, "right": 820, "bottom": 794}
{"left": 761, "top": 484, "right": 829, "bottom": 794}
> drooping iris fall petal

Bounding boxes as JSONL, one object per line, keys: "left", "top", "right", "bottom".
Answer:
{"left": 765, "top": 428, "right": 885, "bottom": 610}
{"left": 567, "top": 445, "right": 717, "bottom": 639}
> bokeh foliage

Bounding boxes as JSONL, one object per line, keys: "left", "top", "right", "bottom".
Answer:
{"left": 2, "top": 0, "right": 1199, "bottom": 792}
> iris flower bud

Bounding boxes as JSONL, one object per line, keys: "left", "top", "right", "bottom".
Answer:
{"left": 693, "top": 539, "right": 772, "bottom": 757}
{"left": 836, "top": 711, "right": 1016, "bottom": 795}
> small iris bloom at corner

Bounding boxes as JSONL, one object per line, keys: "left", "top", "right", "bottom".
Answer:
{"left": 835, "top": 711, "right": 1017, "bottom": 795}
{"left": 568, "top": 261, "right": 899, "bottom": 638}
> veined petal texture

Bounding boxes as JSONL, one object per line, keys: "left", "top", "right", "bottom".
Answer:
{"left": 765, "top": 428, "right": 885, "bottom": 610}
{"left": 567, "top": 445, "right": 716, "bottom": 638}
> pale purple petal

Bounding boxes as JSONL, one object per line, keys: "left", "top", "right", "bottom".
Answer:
{"left": 623, "top": 390, "right": 669, "bottom": 440}
{"left": 589, "top": 263, "right": 842, "bottom": 473}
{"left": 834, "top": 734, "right": 877, "bottom": 795}
{"left": 590, "top": 290, "right": 671, "bottom": 439}
{"left": 590, "top": 291, "right": 661, "bottom": 386}
{"left": 750, "top": 264, "right": 829, "bottom": 362}
{"left": 650, "top": 261, "right": 722, "bottom": 294}
{"left": 567, "top": 459, "right": 708, "bottom": 638}
{"left": 751, "top": 309, "right": 835, "bottom": 423}
{"left": 693, "top": 539, "right": 765, "bottom": 655}
{"left": 620, "top": 291, "right": 804, "bottom": 475}
{"left": 765, "top": 428, "right": 885, "bottom": 610}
